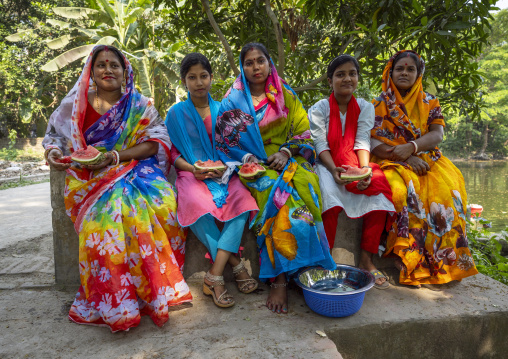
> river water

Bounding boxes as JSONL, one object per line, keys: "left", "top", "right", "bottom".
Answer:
{"left": 454, "top": 161, "right": 508, "bottom": 232}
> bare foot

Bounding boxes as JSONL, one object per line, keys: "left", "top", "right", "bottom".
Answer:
{"left": 266, "top": 274, "right": 288, "bottom": 314}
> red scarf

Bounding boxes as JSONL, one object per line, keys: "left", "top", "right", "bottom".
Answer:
{"left": 328, "top": 93, "right": 392, "bottom": 200}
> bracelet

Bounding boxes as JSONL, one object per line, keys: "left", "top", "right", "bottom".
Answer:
{"left": 409, "top": 141, "right": 418, "bottom": 154}
{"left": 279, "top": 147, "right": 292, "bottom": 158}
{"left": 44, "top": 148, "right": 62, "bottom": 161}
{"left": 110, "top": 150, "right": 120, "bottom": 166}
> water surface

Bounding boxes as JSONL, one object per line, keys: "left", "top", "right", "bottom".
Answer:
{"left": 453, "top": 161, "right": 508, "bottom": 232}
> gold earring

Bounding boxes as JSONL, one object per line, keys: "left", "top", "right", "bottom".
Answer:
{"left": 92, "top": 78, "right": 97, "bottom": 91}
{"left": 269, "top": 68, "right": 272, "bottom": 76}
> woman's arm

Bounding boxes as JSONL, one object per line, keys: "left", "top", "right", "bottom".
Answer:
{"left": 83, "top": 141, "right": 158, "bottom": 170}
{"left": 372, "top": 124, "right": 444, "bottom": 161}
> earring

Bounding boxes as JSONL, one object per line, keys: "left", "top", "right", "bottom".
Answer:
{"left": 269, "top": 68, "right": 272, "bottom": 76}
{"left": 92, "top": 78, "right": 97, "bottom": 91}
{"left": 122, "top": 79, "right": 126, "bottom": 93}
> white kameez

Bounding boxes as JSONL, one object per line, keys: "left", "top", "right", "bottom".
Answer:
{"left": 308, "top": 98, "right": 395, "bottom": 218}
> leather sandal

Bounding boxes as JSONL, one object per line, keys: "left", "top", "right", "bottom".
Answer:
{"left": 203, "top": 271, "right": 235, "bottom": 308}
{"left": 232, "top": 259, "right": 259, "bottom": 294}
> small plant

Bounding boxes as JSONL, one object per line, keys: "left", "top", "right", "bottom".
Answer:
{"left": 467, "top": 220, "right": 508, "bottom": 285}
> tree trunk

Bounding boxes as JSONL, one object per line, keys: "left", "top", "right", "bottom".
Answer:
{"left": 474, "top": 123, "right": 489, "bottom": 160}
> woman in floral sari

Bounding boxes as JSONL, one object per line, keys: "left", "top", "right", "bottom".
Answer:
{"left": 43, "top": 45, "right": 191, "bottom": 332}
{"left": 216, "top": 43, "right": 336, "bottom": 313}
{"left": 370, "top": 50, "right": 478, "bottom": 286}
{"left": 165, "top": 53, "right": 258, "bottom": 309}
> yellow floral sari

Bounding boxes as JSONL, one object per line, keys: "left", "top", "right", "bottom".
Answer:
{"left": 371, "top": 50, "right": 478, "bottom": 285}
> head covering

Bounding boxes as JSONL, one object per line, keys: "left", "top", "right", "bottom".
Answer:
{"left": 371, "top": 50, "right": 445, "bottom": 147}
{"left": 42, "top": 45, "right": 172, "bottom": 173}
{"left": 216, "top": 56, "right": 291, "bottom": 162}
{"left": 165, "top": 94, "right": 228, "bottom": 208}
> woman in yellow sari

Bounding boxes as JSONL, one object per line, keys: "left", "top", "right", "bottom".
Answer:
{"left": 370, "top": 50, "right": 478, "bottom": 286}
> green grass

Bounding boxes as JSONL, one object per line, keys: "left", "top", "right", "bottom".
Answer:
{"left": 0, "top": 178, "right": 50, "bottom": 190}
{"left": 0, "top": 148, "right": 44, "bottom": 162}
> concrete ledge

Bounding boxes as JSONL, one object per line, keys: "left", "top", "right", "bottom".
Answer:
{"left": 324, "top": 272, "right": 508, "bottom": 358}
{"left": 0, "top": 173, "right": 49, "bottom": 185}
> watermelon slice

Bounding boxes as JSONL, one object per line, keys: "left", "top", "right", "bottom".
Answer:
{"left": 239, "top": 163, "right": 266, "bottom": 179}
{"left": 71, "top": 146, "right": 106, "bottom": 165}
{"left": 341, "top": 166, "right": 372, "bottom": 181}
{"left": 194, "top": 160, "right": 226, "bottom": 171}
{"left": 54, "top": 156, "right": 72, "bottom": 164}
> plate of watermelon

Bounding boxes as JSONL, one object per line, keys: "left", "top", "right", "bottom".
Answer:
{"left": 340, "top": 166, "right": 372, "bottom": 181}
{"left": 238, "top": 163, "right": 266, "bottom": 179}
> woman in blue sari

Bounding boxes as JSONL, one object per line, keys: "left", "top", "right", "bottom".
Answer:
{"left": 215, "top": 43, "right": 336, "bottom": 314}
{"left": 165, "top": 53, "right": 259, "bottom": 308}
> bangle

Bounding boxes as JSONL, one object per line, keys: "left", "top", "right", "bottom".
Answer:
{"left": 409, "top": 141, "right": 418, "bottom": 154}
{"left": 110, "top": 150, "right": 120, "bottom": 166}
{"left": 44, "top": 148, "right": 62, "bottom": 161}
{"left": 279, "top": 147, "right": 292, "bottom": 158}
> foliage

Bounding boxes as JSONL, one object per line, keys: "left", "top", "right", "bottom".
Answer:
{"left": 468, "top": 221, "right": 508, "bottom": 285}
{"left": 0, "top": 0, "right": 85, "bottom": 139}
{"left": 0, "top": 147, "right": 45, "bottom": 162}
{"left": 0, "top": 178, "right": 50, "bottom": 191}
{"left": 441, "top": 9, "right": 508, "bottom": 159}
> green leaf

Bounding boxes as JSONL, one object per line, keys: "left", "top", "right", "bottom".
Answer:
{"left": 444, "top": 22, "right": 472, "bottom": 30}
{"left": 46, "top": 35, "right": 74, "bottom": 50}
{"left": 41, "top": 45, "right": 95, "bottom": 72}
{"left": 421, "top": 16, "right": 428, "bottom": 26}
{"left": 135, "top": 57, "right": 153, "bottom": 97}
{"left": 46, "top": 19, "right": 72, "bottom": 29}
{"left": 5, "top": 30, "right": 33, "bottom": 42}
{"left": 436, "top": 30, "right": 455, "bottom": 37}
{"left": 52, "top": 7, "right": 99, "bottom": 19}
{"left": 19, "top": 101, "right": 33, "bottom": 123}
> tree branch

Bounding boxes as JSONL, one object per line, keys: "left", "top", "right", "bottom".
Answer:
{"left": 265, "top": 0, "right": 285, "bottom": 77}
{"left": 293, "top": 35, "right": 354, "bottom": 92}
{"left": 201, "top": 0, "right": 239, "bottom": 76}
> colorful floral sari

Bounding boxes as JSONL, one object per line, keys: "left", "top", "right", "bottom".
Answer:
{"left": 371, "top": 50, "right": 478, "bottom": 285}
{"left": 42, "top": 46, "right": 191, "bottom": 332}
{"left": 215, "top": 58, "right": 336, "bottom": 280}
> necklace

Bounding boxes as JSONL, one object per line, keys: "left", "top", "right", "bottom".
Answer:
{"left": 195, "top": 104, "right": 209, "bottom": 108}
{"left": 95, "top": 90, "right": 101, "bottom": 113}
{"left": 251, "top": 93, "right": 265, "bottom": 105}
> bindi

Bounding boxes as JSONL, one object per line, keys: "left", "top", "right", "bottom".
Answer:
{"left": 105, "top": 59, "right": 109, "bottom": 62}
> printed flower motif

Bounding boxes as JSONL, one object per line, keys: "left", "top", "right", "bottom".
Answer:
{"left": 457, "top": 254, "right": 474, "bottom": 271}
{"left": 140, "top": 166, "right": 155, "bottom": 175}
{"left": 261, "top": 205, "right": 297, "bottom": 266}
{"left": 140, "top": 244, "right": 153, "bottom": 258}
{"left": 452, "top": 190, "right": 466, "bottom": 220}
{"left": 397, "top": 206, "right": 409, "bottom": 238}
{"left": 165, "top": 287, "right": 176, "bottom": 300}
{"left": 427, "top": 202, "right": 454, "bottom": 237}
{"left": 373, "top": 115, "right": 384, "bottom": 129}
{"left": 390, "top": 109, "right": 400, "bottom": 118}
{"left": 246, "top": 176, "right": 275, "bottom": 192}
{"left": 166, "top": 212, "right": 176, "bottom": 227}
{"left": 433, "top": 244, "right": 456, "bottom": 266}
{"left": 90, "top": 260, "right": 100, "bottom": 277}
{"left": 170, "top": 236, "right": 184, "bottom": 252}
{"left": 160, "top": 262, "right": 166, "bottom": 274}
{"left": 454, "top": 225, "right": 469, "bottom": 248}
{"left": 151, "top": 195, "right": 163, "bottom": 207}
{"left": 375, "top": 129, "right": 395, "bottom": 141}
{"left": 98, "top": 293, "right": 113, "bottom": 313}
{"left": 174, "top": 279, "right": 190, "bottom": 297}
{"left": 97, "top": 240, "right": 108, "bottom": 256}
{"left": 99, "top": 267, "right": 112, "bottom": 282}
{"left": 86, "top": 233, "right": 101, "bottom": 248}
{"left": 407, "top": 180, "right": 426, "bottom": 219}
{"left": 71, "top": 299, "right": 100, "bottom": 322}
{"left": 79, "top": 261, "right": 89, "bottom": 276}
{"left": 273, "top": 187, "right": 291, "bottom": 209}
{"left": 120, "top": 273, "right": 133, "bottom": 286}
{"left": 137, "top": 197, "right": 147, "bottom": 210}
{"left": 107, "top": 299, "right": 138, "bottom": 326}
{"left": 126, "top": 252, "right": 140, "bottom": 268}
{"left": 155, "top": 240, "right": 164, "bottom": 253}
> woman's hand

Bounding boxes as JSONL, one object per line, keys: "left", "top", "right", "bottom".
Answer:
{"left": 82, "top": 152, "right": 114, "bottom": 171}
{"left": 193, "top": 167, "right": 224, "bottom": 181}
{"left": 266, "top": 152, "right": 288, "bottom": 171}
{"left": 46, "top": 149, "right": 71, "bottom": 171}
{"left": 330, "top": 166, "right": 352, "bottom": 186}
{"left": 387, "top": 143, "right": 414, "bottom": 162}
{"left": 356, "top": 170, "right": 372, "bottom": 191}
{"left": 406, "top": 156, "right": 430, "bottom": 176}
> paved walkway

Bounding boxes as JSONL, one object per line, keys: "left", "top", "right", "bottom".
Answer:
{"left": 1, "top": 183, "right": 508, "bottom": 359}
{"left": 0, "top": 182, "right": 52, "bottom": 249}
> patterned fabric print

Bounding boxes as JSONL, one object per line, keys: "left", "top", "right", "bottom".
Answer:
{"left": 68, "top": 157, "right": 191, "bottom": 332}
{"left": 215, "top": 109, "right": 255, "bottom": 155}
{"left": 371, "top": 50, "right": 477, "bottom": 285}
{"left": 43, "top": 45, "right": 190, "bottom": 332}
{"left": 229, "top": 86, "right": 336, "bottom": 279}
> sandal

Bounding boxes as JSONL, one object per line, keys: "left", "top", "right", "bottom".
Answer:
{"left": 203, "top": 271, "right": 235, "bottom": 308}
{"left": 370, "top": 270, "right": 390, "bottom": 290}
{"left": 232, "top": 259, "right": 259, "bottom": 294}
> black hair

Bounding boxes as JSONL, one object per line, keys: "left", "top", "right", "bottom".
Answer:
{"left": 392, "top": 51, "right": 422, "bottom": 76}
{"left": 327, "top": 54, "right": 360, "bottom": 79}
{"left": 240, "top": 42, "right": 271, "bottom": 65}
{"left": 180, "top": 52, "right": 213, "bottom": 79}
{"left": 91, "top": 45, "right": 126, "bottom": 71}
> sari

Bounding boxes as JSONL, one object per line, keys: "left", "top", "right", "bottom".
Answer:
{"left": 165, "top": 94, "right": 258, "bottom": 260}
{"left": 42, "top": 46, "right": 191, "bottom": 332}
{"left": 215, "top": 58, "right": 336, "bottom": 280}
{"left": 371, "top": 50, "right": 478, "bottom": 285}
